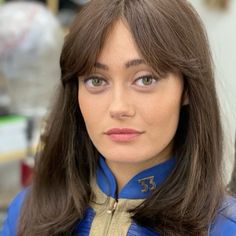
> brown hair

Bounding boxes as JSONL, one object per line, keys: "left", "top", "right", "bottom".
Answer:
{"left": 18, "top": 0, "right": 225, "bottom": 235}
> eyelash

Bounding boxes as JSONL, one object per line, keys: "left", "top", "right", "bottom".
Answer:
{"left": 82, "top": 74, "right": 159, "bottom": 89}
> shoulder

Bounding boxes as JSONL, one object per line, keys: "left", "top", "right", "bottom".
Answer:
{"left": 0, "top": 188, "right": 28, "bottom": 236}
{"left": 210, "top": 195, "right": 236, "bottom": 236}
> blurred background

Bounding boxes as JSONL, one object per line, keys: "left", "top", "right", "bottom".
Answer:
{"left": 0, "top": 0, "right": 235, "bottom": 227}
{"left": 0, "top": 0, "right": 87, "bottom": 226}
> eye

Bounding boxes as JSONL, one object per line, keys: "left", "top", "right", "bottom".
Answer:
{"left": 84, "top": 76, "right": 107, "bottom": 88}
{"left": 134, "top": 75, "right": 158, "bottom": 87}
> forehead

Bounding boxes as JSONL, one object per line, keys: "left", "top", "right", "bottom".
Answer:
{"left": 97, "top": 19, "right": 143, "bottom": 63}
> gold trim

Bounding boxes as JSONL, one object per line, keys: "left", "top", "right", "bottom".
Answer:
{"left": 89, "top": 182, "right": 145, "bottom": 236}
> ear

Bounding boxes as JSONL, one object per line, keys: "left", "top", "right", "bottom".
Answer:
{"left": 182, "top": 89, "right": 189, "bottom": 106}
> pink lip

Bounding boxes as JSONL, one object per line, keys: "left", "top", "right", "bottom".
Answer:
{"left": 104, "top": 128, "right": 144, "bottom": 142}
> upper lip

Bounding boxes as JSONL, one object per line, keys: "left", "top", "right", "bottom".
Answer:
{"left": 104, "top": 128, "right": 144, "bottom": 135}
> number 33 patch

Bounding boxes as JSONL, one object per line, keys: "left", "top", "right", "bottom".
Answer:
{"left": 138, "top": 176, "right": 156, "bottom": 193}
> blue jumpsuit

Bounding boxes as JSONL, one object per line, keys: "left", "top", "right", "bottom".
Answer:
{"left": 1, "top": 156, "right": 236, "bottom": 235}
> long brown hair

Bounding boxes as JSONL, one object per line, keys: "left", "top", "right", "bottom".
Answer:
{"left": 18, "top": 0, "right": 225, "bottom": 235}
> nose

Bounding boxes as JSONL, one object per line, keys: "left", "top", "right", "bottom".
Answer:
{"left": 109, "top": 88, "right": 136, "bottom": 120}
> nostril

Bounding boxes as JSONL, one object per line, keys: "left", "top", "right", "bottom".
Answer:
{"left": 109, "top": 91, "right": 135, "bottom": 119}
{"left": 109, "top": 109, "right": 136, "bottom": 119}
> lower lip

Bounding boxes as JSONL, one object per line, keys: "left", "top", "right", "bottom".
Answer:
{"left": 106, "top": 133, "right": 142, "bottom": 142}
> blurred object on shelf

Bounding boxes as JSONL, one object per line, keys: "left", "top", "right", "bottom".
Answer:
{"left": 57, "top": 8, "right": 78, "bottom": 28}
{"left": 46, "top": 0, "right": 59, "bottom": 14}
{"left": 0, "top": 2, "right": 65, "bottom": 200}
{"left": 20, "top": 116, "right": 36, "bottom": 187}
{"left": 21, "top": 157, "right": 34, "bottom": 187}
{"left": 0, "top": 2, "right": 64, "bottom": 171}
{"left": 3, "top": 0, "right": 84, "bottom": 28}
{"left": 71, "top": 0, "right": 90, "bottom": 5}
{"left": 0, "top": 115, "right": 27, "bottom": 163}
{"left": 0, "top": 73, "right": 10, "bottom": 115}
{"left": 0, "top": 1, "right": 64, "bottom": 117}
{"left": 0, "top": 159, "right": 22, "bottom": 215}
{"left": 57, "top": 0, "right": 81, "bottom": 28}
{"left": 203, "top": 0, "right": 230, "bottom": 10}
{"left": 32, "top": 0, "right": 83, "bottom": 9}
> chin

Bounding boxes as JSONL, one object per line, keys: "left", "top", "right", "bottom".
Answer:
{"left": 101, "top": 151, "right": 153, "bottom": 164}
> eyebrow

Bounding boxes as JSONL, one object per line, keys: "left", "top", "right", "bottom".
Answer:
{"left": 94, "top": 59, "right": 146, "bottom": 70}
{"left": 125, "top": 59, "right": 146, "bottom": 68}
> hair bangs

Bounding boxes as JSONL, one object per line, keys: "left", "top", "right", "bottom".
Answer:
{"left": 123, "top": 0, "right": 207, "bottom": 79}
{"left": 60, "top": 0, "right": 123, "bottom": 84}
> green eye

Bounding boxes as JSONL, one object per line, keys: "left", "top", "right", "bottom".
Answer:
{"left": 142, "top": 76, "right": 153, "bottom": 85}
{"left": 91, "top": 78, "right": 103, "bottom": 86}
{"left": 135, "top": 75, "right": 158, "bottom": 87}
{"left": 84, "top": 76, "right": 106, "bottom": 87}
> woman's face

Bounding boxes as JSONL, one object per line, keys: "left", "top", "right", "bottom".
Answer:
{"left": 78, "top": 20, "right": 184, "bottom": 168}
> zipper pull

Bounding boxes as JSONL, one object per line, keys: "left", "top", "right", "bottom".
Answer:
{"left": 107, "top": 199, "right": 118, "bottom": 214}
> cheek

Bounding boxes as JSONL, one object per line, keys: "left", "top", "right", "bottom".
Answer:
{"left": 78, "top": 92, "right": 90, "bottom": 123}
{"left": 140, "top": 96, "right": 182, "bottom": 138}
{"left": 78, "top": 89, "right": 94, "bottom": 127}
{"left": 78, "top": 89, "right": 108, "bottom": 130}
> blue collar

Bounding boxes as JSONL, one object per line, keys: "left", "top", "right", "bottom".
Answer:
{"left": 96, "top": 156, "right": 176, "bottom": 199}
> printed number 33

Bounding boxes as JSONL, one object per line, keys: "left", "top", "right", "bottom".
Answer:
{"left": 138, "top": 176, "right": 156, "bottom": 193}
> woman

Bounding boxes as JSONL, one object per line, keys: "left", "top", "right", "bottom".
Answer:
{"left": 1, "top": 0, "right": 236, "bottom": 235}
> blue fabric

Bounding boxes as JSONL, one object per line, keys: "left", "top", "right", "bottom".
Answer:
{"left": 1, "top": 156, "right": 236, "bottom": 235}
{"left": 74, "top": 207, "right": 95, "bottom": 236}
{"left": 0, "top": 189, "right": 27, "bottom": 236}
{"left": 2, "top": 193, "right": 236, "bottom": 236}
{"left": 209, "top": 196, "right": 236, "bottom": 236}
{"left": 96, "top": 155, "right": 176, "bottom": 199}
{"left": 127, "top": 223, "right": 160, "bottom": 236}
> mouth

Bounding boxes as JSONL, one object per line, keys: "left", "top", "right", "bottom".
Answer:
{"left": 104, "top": 128, "right": 144, "bottom": 142}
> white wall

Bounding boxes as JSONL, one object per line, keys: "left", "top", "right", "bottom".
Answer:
{"left": 190, "top": 0, "right": 236, "bottom": 183}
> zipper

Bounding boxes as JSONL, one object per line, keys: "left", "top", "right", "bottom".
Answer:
{"left": 107, "top": 198, "right": 118, "bottom": 214}
{"left": 104, "top": 198, "right": 118, "bottom": 235}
